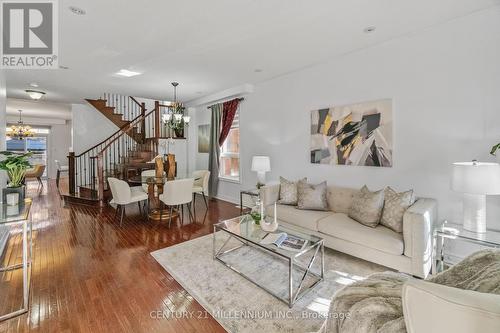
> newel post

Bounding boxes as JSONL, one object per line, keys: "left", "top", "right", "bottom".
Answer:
{"left": 154, "top": 100, "right": 160, "bottom": 139}
{"left": 141, "top": 102, "right": 146, "bottom": 140}
{"left": 97, "top": 152, "right": 105, "bottom": 207}
{"left": 68, "top": 152, "right": 75, "bottom": 195}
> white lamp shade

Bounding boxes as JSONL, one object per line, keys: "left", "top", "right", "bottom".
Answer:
{"left": 251, "top": 156, "right": 271, "bottom": 172}
{"left": 451, "top": 162, "right": 500, "bottom": 195}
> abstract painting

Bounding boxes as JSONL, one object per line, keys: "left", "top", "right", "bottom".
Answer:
{"left": 198, "top": 124, "right": 210, "bottom": 153}
{"left": 310, "top": 99, "right": 392, "bottom": 167}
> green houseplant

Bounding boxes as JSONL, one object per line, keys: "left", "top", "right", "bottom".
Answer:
{"left": 0, "top": 151, "right": 32, "bottom": 203}
{"left": 490, "top": 143, "right": 500, "bottom": 157}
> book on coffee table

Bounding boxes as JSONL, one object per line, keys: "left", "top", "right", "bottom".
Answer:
{"left": 260, "top": 232, "right": 308, "bottom": 252}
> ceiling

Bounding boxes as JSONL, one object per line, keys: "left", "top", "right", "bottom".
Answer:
{"left": 5, "top": 0, "right": 499, "bottom": 104}
{"left": 7, "top": 98, "right": 72, "bottom": 120}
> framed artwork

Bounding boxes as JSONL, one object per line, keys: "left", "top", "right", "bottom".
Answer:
{"left": 310, "top": 99, "right": 392, "bottom": 167}
{"left": 198, "top": 124, "right": 210, "bottom": 153}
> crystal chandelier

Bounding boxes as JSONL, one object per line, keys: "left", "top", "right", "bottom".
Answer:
{"left": 162, "top": 82, "right": 190, "bottom": 130}
{"left": 7, "top": 110, "right": 34, "bottom": 140}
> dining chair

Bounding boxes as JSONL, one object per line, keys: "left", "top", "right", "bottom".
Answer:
{"left": 54, "top": 160, "right": 69, "bottom": 189}
{"left": 159, "top": 178, "right": 194, "bottom": 228}
{"left": 25, "top": 164, "right": 46, "bottom": 187}
{"left": 108, "top": 177, "right": 148, "bottom": 226}
{"left": 192, "top": 170, "right": 210, "bottom": 209}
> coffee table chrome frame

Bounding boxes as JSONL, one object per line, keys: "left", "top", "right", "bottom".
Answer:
{"left": 0, "top": 214, "right": 33, "bottom": 322}
{"left": 213, "top": 224, "right": 324, "bottom": 308}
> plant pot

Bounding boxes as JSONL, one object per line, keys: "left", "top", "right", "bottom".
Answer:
{"left": 2, "top": 186, "right": 25, "bottom": 204}
{"left": 174, "top": 128, "right": 184, "bottom": 138}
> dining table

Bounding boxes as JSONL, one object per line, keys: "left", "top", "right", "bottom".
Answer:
{"left": 128, "top": 174, "right": 200, "bottom": 221}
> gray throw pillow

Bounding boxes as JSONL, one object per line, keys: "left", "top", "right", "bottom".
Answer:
{"left": 279, "top": 177, "right": 306, "bottom": 205}
{"left": 348, "top": 185, "right": 385, "bottom": 227}
{"left": 296, "top": 180, "right": 328, "bottom": 211}
{"left": 380, "top": 187, "right": 415, "bottom": 233}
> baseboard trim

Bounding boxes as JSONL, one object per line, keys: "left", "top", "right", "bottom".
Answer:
{"left": 213, "top": 195, "right": 239, "bottom": 206}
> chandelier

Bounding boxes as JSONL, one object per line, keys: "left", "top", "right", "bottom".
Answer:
{"left": 162, "top": 82, "right": 190, "bottom": 131}
{"left": 7, "top": 110, "right": 34, "bottom": 140}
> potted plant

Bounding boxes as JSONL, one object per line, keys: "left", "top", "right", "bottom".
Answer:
{"left": 0, "top": 151, "right": 32, "bottom": 203}
{"left": 491, "top": 143, "right": 500, "bottom": 157}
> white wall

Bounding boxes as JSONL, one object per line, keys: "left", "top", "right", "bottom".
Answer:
{"left": 48, "top": 122, "right": 72, "bottom": 178}
{"left": 192, "top": 8, "right": 500, "bottom": 228}
{"left": 71, "top": 103, "right": 118, "bottom": 154}
{"left": 0, "top": 71, "right": 6, "bottom": 195}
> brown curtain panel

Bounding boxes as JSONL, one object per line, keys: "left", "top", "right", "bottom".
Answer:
{"left": 219, "top": 98, "right": 240, "bottom": 146}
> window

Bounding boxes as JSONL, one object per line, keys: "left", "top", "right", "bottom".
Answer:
{"left": 219, "top": 110, "right": 240, "bottom": 182}
{"left": 6, "top": 127, "right": 49, "bottom": 178}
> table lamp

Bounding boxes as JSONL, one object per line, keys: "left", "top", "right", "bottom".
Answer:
{"left": 251, "top": 156, "right": 271, "bottom": 187}
{"left": 451, "top": 161, "right": 500, "bottom": 233}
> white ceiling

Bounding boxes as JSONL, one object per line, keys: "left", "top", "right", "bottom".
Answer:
{"left": 5, "top": 0, "right": 499, "bottom": 104}
{"left": 7, "top": 98, "right": 72, "bottom": 120}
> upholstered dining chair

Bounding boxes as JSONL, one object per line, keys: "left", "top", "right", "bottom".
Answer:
{"left": 54, "top": 160, "right": 69, "bottom": 189}
{"left": 108, "top": 177, "right": 148, "bottom": 226}
{"left": 25, "top": 164, "right": 46, "bottom": 187}
{"left": 159, "top": 178, "right": 195, "bottom": 228}
{"left": 192, "top": 170, "right": 210, "bottom": 209}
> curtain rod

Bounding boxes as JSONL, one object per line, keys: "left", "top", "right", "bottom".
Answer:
{"left": 206, "top": 97, "right": 244, "bottom": 109}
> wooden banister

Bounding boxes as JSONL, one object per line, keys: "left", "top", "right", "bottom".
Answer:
{"left": 154, "top": 101, "right": 160, "bottom": 139}
{"left": 68, "top": 152, "right": 75, "bottom": 195}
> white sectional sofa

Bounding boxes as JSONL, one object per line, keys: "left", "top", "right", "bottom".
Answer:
{"left": 260, "top": 184, "right": 437, "bottom": 278}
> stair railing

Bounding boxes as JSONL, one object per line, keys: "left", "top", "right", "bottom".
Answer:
{"left": 94, "top": 107, "right": 158, "bottom": 205}
{"left": 68, "top": 96, "right": 149, "bottom": 197}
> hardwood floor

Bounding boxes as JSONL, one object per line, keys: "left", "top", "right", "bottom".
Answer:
{"left": 0, "top": 179, "right": 239, "bottom": 332}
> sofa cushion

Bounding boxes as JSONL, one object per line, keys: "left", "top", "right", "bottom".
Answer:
{"left": 326, "top": 186, "right": 357, "bottom": 214}
{"left": 267, "top": 204, "right": 333, "bottom": 231}
{"left": 380, "top": 187, "right": 414, "bottom": 233}
{"left": 297, "top": 180, "right": 329, "bottom": 211}
{"left": 278, "top": 176, "right": 306, "bottom": 205}
{"left": 348, "top": 185, "right": 385, "bottom": 227}
{"left": 318, "top": 213, "right": 404, "bottom": 255}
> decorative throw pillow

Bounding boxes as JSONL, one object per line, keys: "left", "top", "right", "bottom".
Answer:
{"left": 296, "top": 180, "right": 328, "bottom": 211}
{"left": 380, "top": 187, "right": 415, "bottom": 233}
{"left": 348, "top": 185, "right": 385, "bottom": 227}
{"left": 279, "top": 177, "right": 306, "bottom": 205}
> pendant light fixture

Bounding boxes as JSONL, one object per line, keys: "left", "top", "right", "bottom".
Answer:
{"left": 7, "top": 110, "right": 34, "bottom": 140}
{"left": 162, "top": 82, "right": 190, "bottom": 130}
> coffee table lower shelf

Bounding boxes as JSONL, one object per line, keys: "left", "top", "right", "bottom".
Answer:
{"left": 213, "top": 226, "right": 324, "bottom": 308}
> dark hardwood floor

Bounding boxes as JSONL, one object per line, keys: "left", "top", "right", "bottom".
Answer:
{"left": 0, "top": 179, "right": 239, "bottom": 332}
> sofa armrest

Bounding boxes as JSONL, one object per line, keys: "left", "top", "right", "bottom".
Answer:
{"left": 403, "top": 198, "right": 437, "bottom": 278}
{"left": 403, "top": 279, "right": 500, "bottom": 333}
{"left": 260, "top": 184, "right": 280, "bottom": 206}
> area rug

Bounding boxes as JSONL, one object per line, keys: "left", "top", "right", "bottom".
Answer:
{"left": 151, "top": 233, "right": 388, "bottom": 333}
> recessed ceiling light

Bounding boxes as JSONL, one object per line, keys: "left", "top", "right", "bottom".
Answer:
{"left": 25, "top": 90, "right": 46, "bottom": 100}
{"left": 69, "top": 6, "right": 86, "bottom": 15}
{"left": 29, "top": 82, "right": 39, "bottom": 88}
{"left": 115, "top": 69, "right": 142, "bottom": 77}
{"left": 363, "top": 26, "right": 376, "bottom": 33}
{"left": 254, "top": 69, "right": 263, "bottom": 73}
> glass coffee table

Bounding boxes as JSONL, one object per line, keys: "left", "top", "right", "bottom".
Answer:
{"left": 213, "top": 215, "right": 324, "bottom": 308}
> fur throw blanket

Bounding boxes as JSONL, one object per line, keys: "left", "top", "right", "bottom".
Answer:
{"left": 325, "top": 249, "right": 500, "bottom": 333}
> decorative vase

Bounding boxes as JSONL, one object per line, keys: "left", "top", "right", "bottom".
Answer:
{"left": 260, "top": 202, "right": 279, "bottom": 232}
{"left": 2, "top": 185, "right": 25, "bottom": 204}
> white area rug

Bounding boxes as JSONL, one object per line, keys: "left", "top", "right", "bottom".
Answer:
{"left": 151, "top": 233, "right": 387, "bottom": 333}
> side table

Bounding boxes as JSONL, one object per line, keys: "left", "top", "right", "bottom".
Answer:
{"left": 239, "top": 188, "right": 260, "bottom": 214}
{"left": 432, "top": 221, "right": 500, "bottom": 274}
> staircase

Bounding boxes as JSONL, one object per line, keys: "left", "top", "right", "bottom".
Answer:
{"left": 63, "top": 95, "right": 160, "bottom": 206}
